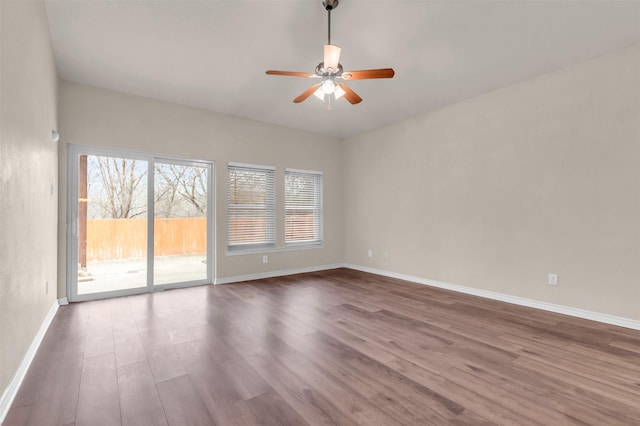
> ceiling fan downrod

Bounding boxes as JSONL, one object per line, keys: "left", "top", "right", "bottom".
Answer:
{"left": 323, "top": 0, "right": 338, "bottom": 45}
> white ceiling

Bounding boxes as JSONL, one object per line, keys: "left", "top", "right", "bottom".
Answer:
{"left": 44, "top": 0, "right": 640, "bottom": 138}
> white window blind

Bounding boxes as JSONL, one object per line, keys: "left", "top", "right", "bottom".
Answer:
{"left": 285, "top": 169, "right": 322, "bottom": 245}
{"left": 227, "top": 163, "right": 275, "bottom": 251}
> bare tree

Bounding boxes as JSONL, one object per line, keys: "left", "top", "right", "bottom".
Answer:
{"left": 154, "top": 164, "right": 184, "bottom": 218}
{"left": 155, "top": 164, "right": 207, "bottom": 218}
{"left": 88, "top": 156, "right": 147, "bottom": 219}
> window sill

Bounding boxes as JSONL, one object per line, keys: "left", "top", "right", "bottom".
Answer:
{"left": 226, "top": 243, "right": 324, "bottom": 256}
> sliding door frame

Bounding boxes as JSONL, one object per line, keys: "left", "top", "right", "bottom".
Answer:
{"left": 66, "top": 144, "right": 214, "bottom": 302}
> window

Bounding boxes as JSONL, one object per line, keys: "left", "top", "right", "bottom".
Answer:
{"left": 285, "top": 169, "right": 322, "bottom": 245}
{"left": 227, "top": 163, "right": 275, "bottom": 251}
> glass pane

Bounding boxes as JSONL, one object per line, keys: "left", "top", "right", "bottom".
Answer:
{"left": 153, "top": 162, "right": 208, "bottom": 285}
{"left": 77, "top": 154, "right": 148, "bottom": 295}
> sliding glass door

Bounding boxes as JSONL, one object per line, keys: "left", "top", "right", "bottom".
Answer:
{"left": 68, "top": 146, "right": 213, "bottom": 301}
{"left": 76, "top": 153, "right": 149, "bottom": 295}
{"left": 153, "top": 160, "right": 209, "bottom": 286}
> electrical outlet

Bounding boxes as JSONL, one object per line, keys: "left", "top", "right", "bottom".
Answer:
{"left": 548, "top": 273, "right": 558, "bottom": 286}
{"left": 384, "top": 252, "right": 389, "bottom": 259}
{"left": 262, "top": 255, "right": 268, "bottom": 264}
{"left": 367, "top": 250, "right": 373, "bottom": 258}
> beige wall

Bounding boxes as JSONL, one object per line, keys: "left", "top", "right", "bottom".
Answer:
{"left": 57, "top": 81, "right": 343, "bottom": 297}
{"left": 343, "top": 45, "right": 640, "bottom": 321}
{"left": 0, "top": 0, "right": 59, "bottom": 395}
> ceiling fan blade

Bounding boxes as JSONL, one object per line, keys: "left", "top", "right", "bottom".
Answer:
{"left": 323, "top": 44, "right": 341, "bottom": 71}
{"left": 337, "top": 82, "right": 362, "bottom": 105}
{"left": 294, "top": 84, "right": 321, "bottom": 103}
{"left": 266, "top": 70, "right": 317, "bottom": 78}
{"left": 341, "top": 68, "right": 395, "bottom": 80}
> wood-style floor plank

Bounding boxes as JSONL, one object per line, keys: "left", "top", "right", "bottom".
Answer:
{"left": 5, "top": 268, "right": 640, "bottom": 426}
{"left": 190, "top": 324, "right": 273, "bottom": 401}
{"left": 172, "top": 340, "right": 261, "bottom": 426}
{"left": 156, "top": 375, "right": 215, "bottom": 426}
{"left": 75, "top": 353, "right": 121, "bottom": 426}
{"left": 245, "top": 390, "right": 309, "bottom": 426}
{"left": 113, "top": 331, "right": 146, "bottom": 367}
{"left": 117, "top": 361, "right": 167, "bottom": 426}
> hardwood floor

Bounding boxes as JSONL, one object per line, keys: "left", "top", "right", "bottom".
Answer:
{"left": 5, "top": 268, "right": 640, "bottom": 425}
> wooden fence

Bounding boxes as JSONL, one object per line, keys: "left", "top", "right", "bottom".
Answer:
{"left": 86, "top": 218, "right": 206, "bottom": 262}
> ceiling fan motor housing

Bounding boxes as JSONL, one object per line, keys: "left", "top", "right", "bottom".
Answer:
{"left": 322, "top": 0, "right": 339, "bottom": 11}
{"left": 316, "top": 62, "right": 343, "bottom": 77}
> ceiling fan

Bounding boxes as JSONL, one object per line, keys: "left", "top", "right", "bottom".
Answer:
{"left": 266, "top": 0, "right": 395, "bottom": 106}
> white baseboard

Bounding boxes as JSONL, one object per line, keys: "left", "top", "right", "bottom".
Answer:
{"left": 215, "top": 263, "right": 344, "bottom": 285}
{"left": 0, "top": 300, "right": 59, "bottom": 423}
{"left": 58, "top": 297, "right": 69, "bottom": 305}
{"left": 344, "top": 263, "right": 640, "bottom": 331}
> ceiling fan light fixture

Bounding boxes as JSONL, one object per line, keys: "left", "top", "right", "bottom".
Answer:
{"left": 334, "top": 84, "right": 345, "bottom": 100}
{"left": 321, "top": 79, "right": 336, "bottom": 94}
